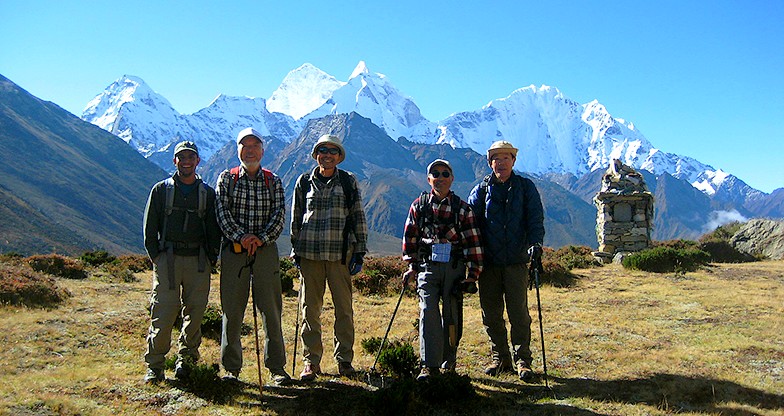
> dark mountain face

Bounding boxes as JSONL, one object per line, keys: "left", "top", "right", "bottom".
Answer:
{"left": 0, "top": 74, "right": 168, "bottom": 255}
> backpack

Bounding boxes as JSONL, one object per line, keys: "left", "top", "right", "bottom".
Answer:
{"left": 297, "top": 169, "right": 359, "bottom": 264}
{"left": 159, "top": 176, "right": 208, "bottom": 251}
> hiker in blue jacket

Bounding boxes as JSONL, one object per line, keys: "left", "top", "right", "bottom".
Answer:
{"left": 467, "top": 140, "right": 545, "bottom": 381}
{"left": 142, "top": 140, "right": 221, "bottom": 383}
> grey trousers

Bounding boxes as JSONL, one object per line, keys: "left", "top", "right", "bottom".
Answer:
{"left": 145, "top": 254, "right": 210, "bottom": 370}
{"left": 479, "top": 263, "right": 533, "bottom": 365}
{"left": 417, "top": 260, "right": 464, "bottom": 369}
{"left": 299, "top": 257, "right": 355, "bottom": 366}
{"left": 219, "top": 243, "right": 286, "bottom": 372}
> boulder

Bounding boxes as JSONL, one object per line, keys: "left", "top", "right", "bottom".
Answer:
{"left": 730, "top": 219, "right": 784, "bottom": 260}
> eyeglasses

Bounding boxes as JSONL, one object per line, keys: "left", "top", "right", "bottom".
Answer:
{"left": 317, "top": 146, "right": 341, "bottom": 155}
{"left": 429, "top": 171, "right": 451, "bottom": 178}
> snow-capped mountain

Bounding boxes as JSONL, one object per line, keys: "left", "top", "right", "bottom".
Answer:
{"left": 433, "top": 85, "right": 732, "bottom": 195}
{"left": 81, "top": 76, "right": 301, "bottom": 166}
{"left": 82, "top": 62, "right": 745, "bottom": 198}
{"left": 301, "top": 61, "right": 438, "bottom": 142}
{"left": 266, "top": 63, "right": 345, "bottom": 119}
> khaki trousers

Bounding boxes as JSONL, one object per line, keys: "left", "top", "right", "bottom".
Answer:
{"left": 299, "top": 257, "right": 355, "bottom": 366}
{"left": 145, "top": 254, "right": 210, "bottom": 370}
{"left": 219, "top": 243, "right": 286, "bottom": 372}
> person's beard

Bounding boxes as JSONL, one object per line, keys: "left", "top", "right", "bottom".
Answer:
{"left": 241, "top": 160, "right": 260, "bottom": 171}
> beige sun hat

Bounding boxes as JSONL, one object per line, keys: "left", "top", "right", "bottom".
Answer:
{"left": 487, "top": 140, "right": 518, "bottom": 161}
{"left": 311, "top": 134, "right": 346, "bottom": 164}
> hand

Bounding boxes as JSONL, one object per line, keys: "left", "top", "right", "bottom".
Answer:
{"left": 403, "top": 268, "right": 417, "bottom": 289}
{"left": 527, "top": 243, "right": 543, "bottom": 261}
{"left": 348, "top": 252, "right": 365, "bottom": 275}
{"left": 241, "top": 234, "right": 263, "bottom": 256}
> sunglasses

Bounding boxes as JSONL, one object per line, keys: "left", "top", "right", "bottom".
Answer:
{"left": 429, "top": 170, "right": 451, "bottom": 178}
{"left": 317, "top": 146, "right": 341, "bottom": 155}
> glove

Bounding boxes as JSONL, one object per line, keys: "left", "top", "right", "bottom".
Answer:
{"left": 527, "top": 243, "right": 543, "bottom": 261}
{"left": 348, "top": 252, "right": 365, "bottom": 275}
{"left": 293, "top": 255, "right": 301, "bottom": 269}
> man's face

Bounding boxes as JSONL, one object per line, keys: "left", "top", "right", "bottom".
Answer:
{"left": 315, "top": 144, "right": 341, "bottom": 171}
{"left": 427, "top": 165, "right": 453, "bottom": 194}
{"left": 173, "top": 150, "right": 199, "bottom": 177}
{"left": 490, "top": 152, "right": 515, "bottom": 181}
{"left": 238, "top": 136, "right": 263, "bottom": 169}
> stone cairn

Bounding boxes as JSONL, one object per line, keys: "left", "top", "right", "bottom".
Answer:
{"left": 593, "top": 159, "right": 654, "bottom": 263}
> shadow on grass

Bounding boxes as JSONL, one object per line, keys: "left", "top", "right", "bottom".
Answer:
{"left": 166, "top": 370, "right": 783, "bottom": 415}
{"left": 477, "top": 372, "right": 784, "bottom": 415}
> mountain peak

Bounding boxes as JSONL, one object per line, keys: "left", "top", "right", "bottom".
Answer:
{"left": 266, "top": 63, "right": 344, "bottom": 119}
{"left": 350, "top": 61, "right": 369, "bottom": 79}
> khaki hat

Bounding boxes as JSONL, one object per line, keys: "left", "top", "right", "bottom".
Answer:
{"left": 236, "top": 127, "right": 264, "bottom": 147}
{"left": 427, "top": 159, "right": 453, "bottom": 174}
{"left": 173, "top": 141, "right": 199, "bottom": 156}
{"left": 487, "top": 140, "right": 518, "bottom": 160}
{"left": 311, "top": 134, "right": 346, "bottom": 164}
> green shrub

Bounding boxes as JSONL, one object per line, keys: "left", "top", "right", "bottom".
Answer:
{"left": 354, "top": 256, "right": 407, "bottom": 296}
{"left": 548, "top": 245, "right": 600, "bottom": 270}
{"left": 26, "top": 254, "right": 87, "bottom": 279}
{"left": 699, "top": 221, "right": 743, "bottom": 242}
{"left": 114, "top": 254, "right": 152, "bottom": 272}
{"left": 654, "top": 239, "right": 699, "bottom": 250}
{"left": 698, "top": 240, "right": 756, "bottom": 263}
{"left": 0, "top": 262, "right": 70, "bottom": 307}
{"left": 201, "top": 304, "right": 223, "bottom": 340}
{"left": 102, "top": 262, "right": 138, "bottom": 283}
{"left": 362, "top": 336, "right": 418, "bottom": 378}
{"left": 622, "top": 246, "right": 710, "bottom": 273}
{"left": 79, "top": 250, "right": 116, "bottom": 266}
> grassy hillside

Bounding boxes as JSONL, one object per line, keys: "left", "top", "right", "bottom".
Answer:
{"left": 1, "top": 258, "right": 782, "bottom": 415}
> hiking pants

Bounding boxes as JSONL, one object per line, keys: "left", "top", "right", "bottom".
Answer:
{"left": 417, "top": 260, "right": 465, "bottom": 369}
{"left": 145, "top": 254, "right": 210, "bottom": 370}
{"left": 219, "top": 242, "right": 286, "bottom": 373}
{"left": 479, "top": 263, "right": 533, "bottom": 366}
{"left": 299, "top": 257, "right": 355, "bottom": 367}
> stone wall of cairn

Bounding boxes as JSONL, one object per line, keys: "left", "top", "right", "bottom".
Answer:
{"left": 593, "top": 159, "right": 654, "bottom": 263}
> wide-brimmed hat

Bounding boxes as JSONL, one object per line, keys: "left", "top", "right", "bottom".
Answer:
{"left": 236, "top": 127, "right": 264, "bottom": 147}
{"left": 427, "top": 159, "right": 453, "bottom": 174}
{"left": 173, "top": 140, "right": 199, "bottom": 156}
{"left": 311, "top": 134, "right": 346, "bottom": 164}
{"left": 487, "top": 140, "right": 518, "bottom": 160}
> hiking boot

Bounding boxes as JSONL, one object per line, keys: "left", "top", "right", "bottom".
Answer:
{"left": 144, "top": 368, "right": 164, "bottom": 383}
{"left": 484, "top": 358, "right": 513, "bottom": 376}
{"left": 270, "top": 368, "right": 292, "bottom": 386}
{"left": 222, "top": 370, "right": 240, "bottom": 382}
{"left": 338, "top": 361, "right": 355, "bottom": 377}
{"left": 300, "top": 362, "right": 321, "bottom": 381}
{"left": 174, "top": 362, "right": 190, "bottom": 380}
{"left": 443, "top": 361, "right": 457, "bottom": 373}
{"left": 517, "top": 362, "right": 534, "bottom": 381}
{"left": 416, "top": 366, "right": 439, "bottom": 381}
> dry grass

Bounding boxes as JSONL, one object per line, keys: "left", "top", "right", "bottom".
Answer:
{"left": 0, "top": 260, "right": 782, "bottom": 415}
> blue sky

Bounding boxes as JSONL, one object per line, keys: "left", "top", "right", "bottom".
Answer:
{"left": 2, "top": 0, "right": 782, "bottom": 192}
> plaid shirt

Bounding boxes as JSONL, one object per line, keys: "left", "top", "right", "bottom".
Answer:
{"left": 402, "top": 191, "right": 484, "bottom": 277}
{"left": 291, "top": 168, "right": 369, "bottom": 261}
{"left": 215, "top": 167, "right": 285, "bottom": 245}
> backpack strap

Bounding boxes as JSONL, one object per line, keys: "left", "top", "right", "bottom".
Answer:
{"left": 159, "top": 177, "right": 176, "bottom": 252}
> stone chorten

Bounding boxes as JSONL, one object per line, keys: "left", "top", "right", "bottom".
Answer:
{"left": 593, "top": 159, "right": 654, "bottom": 263}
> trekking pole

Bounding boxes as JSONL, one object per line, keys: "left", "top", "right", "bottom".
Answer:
{"left": 370, "top": 272, "right": 410, "bottom": 375}
{"left": 531, "top": 256, "right": 549, "bottom": 389}
{"left": 292, "top": 276, "right": 302, "bottom": 376}
{"left": 243, "top": 253, "right": 264, "bottom": 398}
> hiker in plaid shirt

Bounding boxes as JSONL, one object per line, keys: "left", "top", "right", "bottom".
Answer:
{"left": 215, "top": 127, "right": 291, "bottom": 386}
{"left": 402, "top": 159, "right": 484, "bottom": 380}
{"left": 291, "top": 134, "right": 368, "bottom": 381}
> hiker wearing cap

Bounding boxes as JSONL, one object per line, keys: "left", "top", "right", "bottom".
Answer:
{"left": 142, "top": 140, "right": 221, "bottom": 383}
{"left": 467, "top": 140, "right": 545, "bottom": 381}
{"left": 291, "top": 134, "right": 368, "bottom": 381}
{"left": 402, "top": 159, "right": 484, "bottom": 380}
{"left": 215, "top": 127, "right": 292, "bottom": 385}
